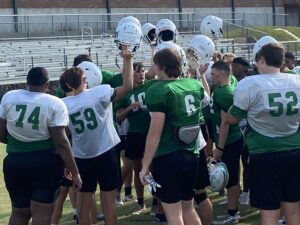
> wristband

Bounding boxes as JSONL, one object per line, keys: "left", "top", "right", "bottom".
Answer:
{"left": 216, "top": 146, "right": 224, "bottom": 152}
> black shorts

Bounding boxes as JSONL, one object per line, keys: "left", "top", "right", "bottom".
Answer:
{"left": 3, "top": 150, "right": 64, "bottom": 208}
{"left": 221, "top": 137, "right": 243, "bottom": 188}
{"left": 153, "top": 150, "right": 198, "bottom": 204}
{"left": 115, "top": 135, "right": 127, "bottom": 152}
{"left": 60, "top": 176, "right": 73, "bottom": 187}
{"left": 125, "top": 132, "right": 147, "bottom": 160}
{"left": 195, "top": 149, "right": 210, "bottom": 190}
{"left": 249, "top": 149, "right": 300, "bottom": 210}
{"left": 75, "top": 149, "right": 118, "bottom": 192}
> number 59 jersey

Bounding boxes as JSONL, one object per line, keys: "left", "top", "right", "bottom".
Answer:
{"left": 0, "top": 90, "right": 68, "bottom": 152}
{"left": 233, "top": 73, "right": 300, "bottom": 138}
{"left": 63, "top": 85, "right": 120, "bottom": 159}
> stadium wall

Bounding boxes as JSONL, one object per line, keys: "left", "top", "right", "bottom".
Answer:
{"left": 0, "top": 0, "right": 295, "bottom": 35}
{"left": 0, "top": 0, "right": 286, "bottom": 9}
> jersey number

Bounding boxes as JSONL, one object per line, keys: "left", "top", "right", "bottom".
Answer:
{"left": 129, "top": 92, "right": 146, "bottom": 109}
{"left": 69, "top": 108, "right": 98, "bottom": 134}
{"left": 185, "top": 95, "right": 196, "bottom": 116}
{"left": 16, "top": 105, "right": 40, "bottom": 130}
{"left": 268, "top": 91, "right": 298, "bottom": 117}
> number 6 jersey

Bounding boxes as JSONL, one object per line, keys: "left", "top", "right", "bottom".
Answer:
{"left": 0, "top": 90, "right": 69, "bottom": 153}
{"left": 145, "top": 78, "right": 209, "bottom": 157}
{"left": 229, "top": 73, "right": 300, "bottom": 154}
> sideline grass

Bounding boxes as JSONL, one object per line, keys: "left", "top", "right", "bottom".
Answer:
{"left": 226, "top": 26, "right": 300, "bottom": 41}
{"left": 0, "top": 144, "right": 260, "bottom": 224}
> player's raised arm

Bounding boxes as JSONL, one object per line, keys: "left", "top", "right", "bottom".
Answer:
{"left": 112, "top": 45, "right": 134, "bottom": 102}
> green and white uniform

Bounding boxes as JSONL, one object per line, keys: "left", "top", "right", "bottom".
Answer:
{"left": 115, "top": 80, "right": 156, "bottom": 134}
{"left": 0, "top": 90, "right": 68, "bottom": 153}
{"left": 63, "top": 85, "right": 120, "bottom": 158}
{"left": 107, "top": 72, "right": 123, "bottom": 88}
{"left": 145, "top": 78, "right": 209, "bottom": 157}
{"left": 229, "top": 73, "right": 300, "bottom": 154}
{"left": 55, "top": 70, "right": 123, "bottom": 98}
{"left": 209, "top": 83, "right": 242, "bottom": 145}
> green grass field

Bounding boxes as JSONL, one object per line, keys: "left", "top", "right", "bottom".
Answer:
{"left": 0, "top": 144, "right": 260, "bottom": 224}
{"left": 226, "top": 26, "right": 300, "bottom": 41}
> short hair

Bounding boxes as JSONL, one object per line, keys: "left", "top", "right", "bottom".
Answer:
{"left": 27, "top": 67, "right": 49, "bottom": 86}
{"left": 211, "top": 61, "right": 231, "bottom": 76}
{"left": 59, "top": 67, "right": 84, "bottom": 92}
{"left": 73, "top": 54, "right": 92, "bottom": 66}
{"left": 222, "top": 53, "right": 236, "bottom": 61}
{"left": 213, "top": 51, "right": 222, "bottom": 59}
{"left": 133, "top": 62, "right": 144, "bottom": 72}
{"left": 232, "top": 57, "right": 250, "bottom": 68}
{"left": 285, "top": 51, "right": 295, "bottom": 60}
{"left": 256, "top": 43, "right": 284, "bottom": 68}
{"left": 153, "top": 48, "right": 182, "bottom": 78}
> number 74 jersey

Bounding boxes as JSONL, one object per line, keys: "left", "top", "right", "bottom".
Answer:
{"left": 233, "top": 73, "right": 300, "bottom": 138}
{"left": 0, "top": 89, "right": 68, "bottom": 143}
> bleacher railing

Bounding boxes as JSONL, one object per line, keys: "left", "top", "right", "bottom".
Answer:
{"left": 81, "top": 25, "right": 94, "bottom": 45}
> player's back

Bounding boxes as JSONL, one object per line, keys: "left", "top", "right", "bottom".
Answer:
{"left": 236, "top": 73, "right": 300, "bottom": 137}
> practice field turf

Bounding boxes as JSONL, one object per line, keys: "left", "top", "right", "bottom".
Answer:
{"left": 0, "top": 143, "right": 260, "bottom": 224}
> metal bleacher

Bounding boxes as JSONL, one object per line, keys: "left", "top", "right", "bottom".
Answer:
{"left": 0, "top": 29, "right": 299, "bottom": 85}
{"left": 0, "top": 33, "right": 154, "bottom": 84}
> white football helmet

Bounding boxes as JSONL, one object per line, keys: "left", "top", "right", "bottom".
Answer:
{"left": 253, "top": 36, "right": 277, "bottom": 62}
{"left": 200, "top": 15, "right": 223, "bottom": 40}
{"left": 142, "top": 23, "right": 157, "bottom": 46}
{"left": 156, "top": 41, "right": 187, "bottom": 75}
{"left": 207, "top": 158, "right": 229, "bottom": 192}
{"left": 114, "top": 21, "right": 143, "bottom": 53}
{"left": 116, "top": 16, "right": 141, "bottom": 31}
{"left": 77, "top": 61, "right": 102, "bottom": 88}
{"left": 155, "top": 19, "right": 178, "bottom": 44}
{"left": 187, "top": 35, "right": 215, "bottom": 68}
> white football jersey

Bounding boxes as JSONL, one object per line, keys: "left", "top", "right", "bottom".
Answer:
{"left": 63, "top": 85, "right": 120, "bottom": 159}
{"left": 0, "top": 90, "right": 68, "bottom": 142}
{"left": 233, "top": 73, "right": 300, "bottom": 137}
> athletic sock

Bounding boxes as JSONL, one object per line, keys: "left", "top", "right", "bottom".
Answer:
{"left": 228, "top": 208, "right": 238, "bottom": 216}
{"left": 125, "top": 186, "right": 132, "bottom": 196}
{"left": 137, "top": 198, "right": 144, "bottom": 206}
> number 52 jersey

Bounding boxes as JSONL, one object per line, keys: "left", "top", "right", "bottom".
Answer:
{"left": 231, "top": 73, "right": 300, "bottom": 154}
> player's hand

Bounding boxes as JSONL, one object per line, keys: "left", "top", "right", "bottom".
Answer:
{"left": 213, "top": 148, "right": 223, "bottom": 161}
{"left": 198, "top": 63, "right": 209, "bottom": 76}
{"left": 143, "top": 173, "right": 162, "bottom": 193}
{"left": 72, "top": 174, "right": 82, "bottom": 191}
{"left": 129, "top": 102, "right": 140, "bottom": 111}
{"left": 64, "top": 168, "right": 73, "bottom": 180}
{"left": 120, "top": 45, "right": 133, "bottom": 59}
{"left": 139, "top": 168, "right": 150, "bottom": 185}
